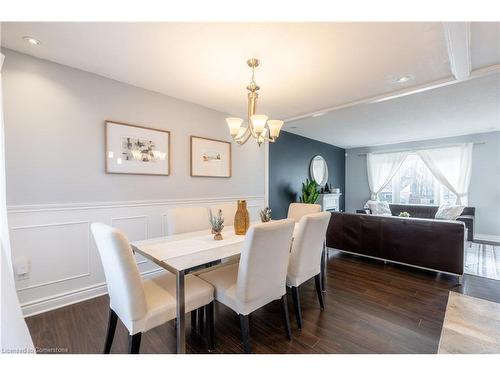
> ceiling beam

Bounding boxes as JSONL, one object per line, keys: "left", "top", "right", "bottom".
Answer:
{"left": 284, "top": 63, "right": 500, "bottom": 123}
{"left": 443, "top": 22, "right": 471, "bottom": 81}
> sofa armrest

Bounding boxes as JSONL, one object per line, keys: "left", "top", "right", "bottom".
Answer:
{"left": 456, "top": 215, "right": 474, "bottom": 241}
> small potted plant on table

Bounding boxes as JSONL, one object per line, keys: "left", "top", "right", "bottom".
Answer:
{"left": 209, "top": 209, "right": 225, "bottom": 240}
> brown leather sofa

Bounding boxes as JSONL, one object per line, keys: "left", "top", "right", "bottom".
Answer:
{"left": 357, "top": 204, "right": 475, "bottom": 241}
{"left": 326, "top": 212, "right": 465, "bottom": 280}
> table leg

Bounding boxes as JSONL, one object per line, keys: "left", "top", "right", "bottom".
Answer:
{"left": 176, "top": 270, "right": 186, "bottom": 354}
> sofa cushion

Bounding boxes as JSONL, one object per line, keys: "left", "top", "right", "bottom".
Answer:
{"left": 435, "top": 205, "right": 465, "bottom": 220}
{"left": 366, "top": 200, "right": 392, "bottom": 216}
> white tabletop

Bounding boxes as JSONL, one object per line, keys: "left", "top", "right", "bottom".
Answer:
{"left": 131, "top": 221, "right": 298, "bottom": 273}
{"left": 131, "top": 226, "right": 246, "bottom": 272}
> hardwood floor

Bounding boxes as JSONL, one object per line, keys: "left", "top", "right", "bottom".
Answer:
{"left": 25, "top": 250, "right": 500, "bottom": 354}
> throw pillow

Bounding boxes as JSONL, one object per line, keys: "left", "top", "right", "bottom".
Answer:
{"left": 366, "top": 200, "right": 392, "bottom": 216}
{"left": 435, "top": 204, "right": 465, "bottom": 220}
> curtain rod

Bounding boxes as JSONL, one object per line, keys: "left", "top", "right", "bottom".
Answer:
{"left": 355, "top": 141, "right": 485, "bottom": 156}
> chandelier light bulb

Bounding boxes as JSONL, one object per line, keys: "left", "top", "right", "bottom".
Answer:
{"left": 226, "top": 117, "right": 244, "bottom": 136}
{"left": 267, "top": 120, "right": 284, "bottom": 139}
{"left": 250, "top": 114, "right": 268, "bottom": 134}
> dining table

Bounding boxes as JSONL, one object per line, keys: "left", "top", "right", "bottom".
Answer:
{"left": 130, "top": 221, "right": 325, "bottom": 354}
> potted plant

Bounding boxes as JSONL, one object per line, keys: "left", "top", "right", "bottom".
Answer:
{"left": 300, "top": 178, "right": 319, "bottom": 204}
{"left": 209, "top": 209, "right": 225, "bottom": 240}
{"left": 259, "top": 207, "right": 272, "bottom": 222}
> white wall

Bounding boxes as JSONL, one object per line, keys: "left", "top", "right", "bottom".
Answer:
{"left": 1, "top": 49, "right": 265, "bottom": 316}
{"left": 345, "top": 131, "right": 500, "bottom": 240}
{"left": 1, "top": 42, "right": 34, "bottom": 352}
{"left": 2, "top": 49, "right": 264, "bottom": 204}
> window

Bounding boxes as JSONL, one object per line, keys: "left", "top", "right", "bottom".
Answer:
{"left": 379, "top": 154, "right": 456, "bottom": 205}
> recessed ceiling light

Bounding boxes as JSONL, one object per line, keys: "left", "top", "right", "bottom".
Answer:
{"left": 312, "top": 112, "right": 325, "bottom": 117}
{"left": 395, "top": 75, "right": 414, "bottom": 83}
{"left": 22, "top": 36, "right": 41, "bottom": 46}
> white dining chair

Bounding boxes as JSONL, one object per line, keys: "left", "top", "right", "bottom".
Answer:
{"left": 210, "top": 202, "right": 237, "bottom": 226}
{"left": 91, "top": 223, "right": 215, "bottom": 354}
{"left": 287, "top": 203, "right": 321, "bottom": 222}
{"left": 287, "top": 212, "right": 331, "bottom": 330}
{"left": 198, "top": 219, "right": 295, "bottom": 353}
{"left": 164, "top": 206, "right": 211, "bottom": 235}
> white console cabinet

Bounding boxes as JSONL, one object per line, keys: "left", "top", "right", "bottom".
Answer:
{"left": 316, "top": 193, "right": 342, "bottom": 212}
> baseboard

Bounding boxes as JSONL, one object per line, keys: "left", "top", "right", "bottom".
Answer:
{"left": 475, "top": 233, "right": 500, "bottom": 243}
{"left": 21, "top": 268, "right": 165, "bottom": 317}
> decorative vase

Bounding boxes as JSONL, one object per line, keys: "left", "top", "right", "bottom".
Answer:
{"left": 234, "top": 200, "right": 250, "bottom": 235}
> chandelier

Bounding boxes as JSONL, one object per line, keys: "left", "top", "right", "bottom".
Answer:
{"left": 225, "top": 58, "right": 284, "bottom": 146}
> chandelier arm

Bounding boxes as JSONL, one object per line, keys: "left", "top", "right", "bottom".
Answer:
{"left": 260, "top": 133, "right": 275, "bottom": 142}
{"left": 248, "top": 121, "right": 259, "bottom": 139}
{"left": 232, "top": 125, "right": 250, "bottom": 141}
{"left": 232, "top": 126, "right": 252, "bottom": 144}
{"left": 235, "top": 129, "right": 252, "bottom": 145}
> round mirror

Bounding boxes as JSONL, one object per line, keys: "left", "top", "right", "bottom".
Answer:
{"left": 309, "top": 155, "right": 328, "bottom": 186}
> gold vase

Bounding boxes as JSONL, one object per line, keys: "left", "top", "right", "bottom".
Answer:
{"left": 234, "top": 200, "right": 250, "bottom": 235}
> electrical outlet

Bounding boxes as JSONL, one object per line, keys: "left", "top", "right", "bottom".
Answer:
{"left": 13, "top": 256, "right": 30, "bottom": 280}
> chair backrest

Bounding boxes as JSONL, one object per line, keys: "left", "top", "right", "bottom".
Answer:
{"left": 287, "top": 203, "right": 321, "bottom": 222}
{"left": 210, "top": 202, "right": 237, "bottom": 227}
{"left": 165, "top": 206, "right": 210, "bottom": 235}
{"left": 288, "top": 212, "right": 331, "bottom": 286}
{"left": 236, "top": 219, "right": 295, "bottom": 313}
{"left": 91, "top": 223, "right": 147, "bottom": 324}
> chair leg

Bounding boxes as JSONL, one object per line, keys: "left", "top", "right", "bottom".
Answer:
{"left": 191, "top": 309, "right": 198, "bottom": 337}
{"left": 206, "top": 302, "right": 215, "bottom": 351}
{"left": 197, "top": 306, "right": 205, "bottom": 335}
{"left": 321, "top": 245, "right": 326, "bottom": 292}
{"left": 314, "top": 273, "right": 325, "bottom": 310}
{"left": 281, "top": 294, "right": 292, "bottom": 340}
{"left": 239, "top": 314, "right": 251, "bottom": 353}
{"left": 128, "top": 332, "right": 142, "bottom": 354}
{"left": 291, "top": 286, "right": 302, "bottom": 330}
{"left": 103, "top": 308, "right": 118, "bottom": 354}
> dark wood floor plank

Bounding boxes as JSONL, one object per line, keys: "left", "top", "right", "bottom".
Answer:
{"left": 25, "top": 250, "right": 500, "bottom": 354}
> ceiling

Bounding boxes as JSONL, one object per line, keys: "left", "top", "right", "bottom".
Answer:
{"left": 1, "top": 22, "right": 499, "bottom": 148}
{"left": 287, "top": 72, "right": 500, "bottom": 148}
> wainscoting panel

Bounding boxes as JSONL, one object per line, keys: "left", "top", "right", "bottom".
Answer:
{"left": 8, "top": 196, "right": 264, "bottom": 316}
{"left": 11, "top": 221, "right": 91, "bottom": 292}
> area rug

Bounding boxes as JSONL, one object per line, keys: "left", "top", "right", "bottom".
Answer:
{"left": 464, "top": 242, "right": 500, "bottom": 281}
{"left": 438, "top": 292, "right": 500, "bottom": 353}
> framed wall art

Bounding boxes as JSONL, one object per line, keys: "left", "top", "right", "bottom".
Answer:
{"left": 105, "top": 120, "right": 170, "bottom": 176}
{"left": 190, "top": 136, "right": 231, "bottom": 178}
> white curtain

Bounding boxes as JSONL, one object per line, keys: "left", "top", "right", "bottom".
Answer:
{"left": 417, "top": 143, "right": 473, "bottom": 205}
{"left": 0, "top": 50, "right": 35, "bottom": 353}
{"left": 366, "top": 151, "right": 408, "bottom": 200}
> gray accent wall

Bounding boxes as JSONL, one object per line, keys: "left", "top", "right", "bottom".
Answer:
{"left": 269, "top": 131, "right": 345, "bottom": 219}
{"left": 1, "top": 49, "right": 265, "bottom": 206}
{"left": 345, "top": 131, "right": 500, "bottom": 237}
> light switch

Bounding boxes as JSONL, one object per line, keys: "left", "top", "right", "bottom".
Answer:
{"left": 13, "top": 256, "right": 30, "bottom": 280}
